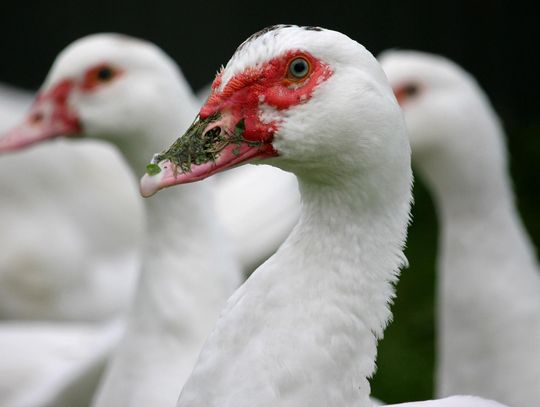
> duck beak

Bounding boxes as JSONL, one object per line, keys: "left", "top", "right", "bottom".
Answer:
{"left": 140, "top": 112, "right": 276, "bottom": 197}
{"left": 0, "top": 80, "right": 81, "bottom": 153}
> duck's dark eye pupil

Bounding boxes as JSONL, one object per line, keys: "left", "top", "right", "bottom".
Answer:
{"left": 97, "top": 67, "right": 114, "bottom": 81}
{"left": 405, "top": 84, "right": 419, "bottom": 96}
{"left": 293, "top": 62, "right": 305, "bottom": 73}
{"left": 289, "top": 58, "right": 309, "bottom": 78}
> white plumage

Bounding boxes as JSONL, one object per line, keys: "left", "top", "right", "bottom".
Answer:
{"left": 144, "top": 25, "right": 506, "bottom": 407}
{"left": 213, "top": 164, "right": 300, "bottom": 272}
{"left": 0, "top": 320, "right": 123, "bottom": 407}
{"left": 0, "top": 83, "right": 142, "bottom": 405}
{"left": 0, "top": 34, "right": 242, "bottom": 406}
{"left": 381, "top": 50, "right": 540, "bottom": 407}
{"left": 0, "top": 83, "right": 142, "bottom": 321}
{"left": 0, "top": 83, "right": 32, "bottom": 129}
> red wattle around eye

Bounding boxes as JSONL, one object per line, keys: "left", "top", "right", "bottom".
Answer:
{"left": 202, "top": 51, "right": 332, "bottom": 118}
{"left": 394, "top": 83, "right": 420, "bottom": 106}
{"left": 81, "top": 64, "right": 122, "bottom": 91}
{"left": 198, "top": 51, "right": 333, "bottom": 150}
{"left": 284, "top": 55, "right": 312, "bottom": 82}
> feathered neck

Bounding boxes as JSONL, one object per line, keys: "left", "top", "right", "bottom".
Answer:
{"left": 414, "top": 100, "right": 538, "bottom": 289}
{"left": 92, "top": 85, "right": 240, "bottom": 407}
{"left": 113, "top": 77, "right": 198, "bottom": 177}
{"left": 413, "top": 94, "right": 540, "bottom": 405}
{"left": 176, "top": 163, "right": 412, "bottom": 407}
{"left": 104, "top": 84, "right": 234, "bottom": 323}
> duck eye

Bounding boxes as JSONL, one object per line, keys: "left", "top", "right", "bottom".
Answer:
{"left": 96, "top": 66, "right": 115, "bottom": 82}
{"left": 82, "top": 64, "right": 122, "bottom": 91}
{"left": 394, "top": 82, "right": 422, "bottom": 106}
{"left": 288, "top": 57, "right": 310, "bottom": 80}
{"left": 404, "top": 83, "right": 419, "bottom": 97}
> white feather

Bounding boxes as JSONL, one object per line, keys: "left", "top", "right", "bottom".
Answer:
{"left": 165, "top": 25, "right": 501, "bottom": 407}
{"left": 0, "top": 83, "right": 143, "bottom": 321}
{"left": 381, "top": 50, "right": 540, "bottom": 407}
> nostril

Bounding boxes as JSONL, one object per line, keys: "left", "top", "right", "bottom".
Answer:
{"left": 204, "top": 126, "right": 222, "bottom": 141}
{"left": 28, "top": 112, "right": 44, "bottom": 125}
{"left": 202, "top": 126, "right": 224, "bottom": 153}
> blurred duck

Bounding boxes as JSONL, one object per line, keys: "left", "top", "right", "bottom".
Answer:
{"left": 0, "top": 82, "right": 143, "bottom": 321}
{"left": 0, "top": 320, "right": 123, "bottom": 407}
{"left": 0, "top": 34, "right": 242, "bottom": 406}
{"left": 141, "top": 25, "right": 506, "bottom": 407}
{"left": 381, "top": 50, "right": 540, "bottom": 407}
{"left": 213, "top": 163, "right": 300, "bottom": 272}
{"left": 0, "top": 82, "right": 142, "bottom": 406}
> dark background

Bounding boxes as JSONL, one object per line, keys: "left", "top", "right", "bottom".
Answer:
{"left": 1, "top": 0, "right": 538, "bottom": 403}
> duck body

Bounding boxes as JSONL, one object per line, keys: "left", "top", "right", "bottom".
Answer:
{"left": 0, "top": 320, "right": 122, "bottom": 407}
{"left": 0, "top": 83, "right": 142, "bottom": 321}
{"left": 381, "top": 50, "right": 540, "bottom": 407}
{"left": 0, "top": 34, "right": 242, "bottom": 407}
{"left": 0, "top": 139, "right": 142, "bottom": 320}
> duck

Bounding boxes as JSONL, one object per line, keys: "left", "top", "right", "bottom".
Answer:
{"left": 0, "top": 86, "right": 140, "bottom": 403}
{"left": 141, "top": 25, "right": 507, "bottom": 407}
{"left": 0, "top": 320, "right": 123, "bottom": 407}
{"left": 0, "top": 82, "right": 143, "bottom": 321}
{"left": 0, "top": 34, "right": 242, "bottom": 406}
{"left": 380, "top": 50, "right": 540, "bottom": 407}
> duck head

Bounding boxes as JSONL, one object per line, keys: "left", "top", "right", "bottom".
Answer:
{"left": 141, "top": 25, "right": 407, "bottom": 197}
{"left": 0, "top": 33, "right": 193, "bottom": 156}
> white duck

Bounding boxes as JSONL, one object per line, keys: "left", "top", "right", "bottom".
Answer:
{"left": 0, "top": 84, "right": 139, "bottom": 403}
{"left": 0, "top": 82, "right": 143, "bottom": 321}
{"left": 1, "top": 34, "right": 242, "bottom": 406}
{"left": 141, "top": 25, "right": 506, "bottom": 407}
{"left": 0, "top": 320, "right": 123, "bottom": 407}
{"left": 380, "top": 50, "right": 540, "bottom": 407}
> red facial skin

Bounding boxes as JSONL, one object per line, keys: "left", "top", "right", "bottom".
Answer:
{"left": 0, "top": 63, "right": 122, "bottom": 153}
{"left": 81, "top": 64, "right": 123, "bottom": 91}
{"left": 393, "top": 83, "right": 421, "bottom": 106}
{"left": 0, "top": 80, "right": 81, "bottom": 152}
{"left": 201, "top": 51, "right": 332, "bottom": 145}
{"left": 140, "top": 51, "right": 333, "bottom": 197}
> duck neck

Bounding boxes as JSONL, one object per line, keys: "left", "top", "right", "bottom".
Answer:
{"left": 415, "top": 116, "right": 540, "bottom": 399}
{"left": 138, "top": 180, "right": 237, "bottom": 329}
{"left": 178, "top": 164, "right": 412, "bottom": 407}
{"left": 120, "top": 110, "right": 238, "bottom": 334}
{"left": 114, "top": 101, "right": 196, "bottom": 178}
{"left": 107, "top": 88, "right": 234, "bottom": 324}
{"left": 417, "top": 123, "right": 538, "bottom": 302}
{"left": 284, "top": 173, "right": 411, "bottom": 406}
{"left": 93, "top": 92, "right": 240, "bottom": 407}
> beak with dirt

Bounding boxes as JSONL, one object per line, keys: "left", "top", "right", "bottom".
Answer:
{"left": 140, "top": 111, "right": 277, "bottom": 197}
